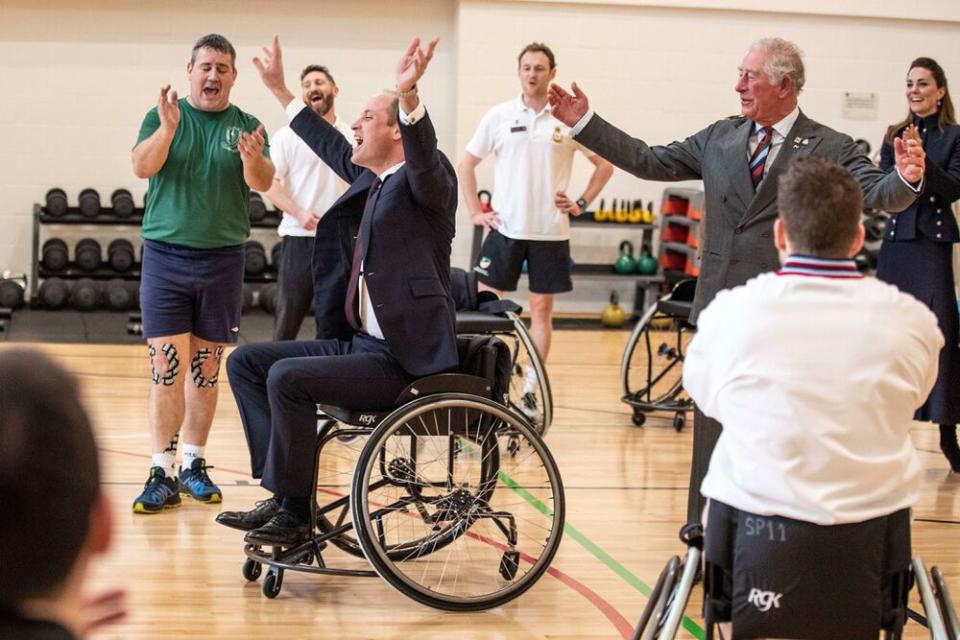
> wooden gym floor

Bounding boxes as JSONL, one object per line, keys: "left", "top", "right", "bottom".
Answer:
{"left": 11, "top": 331, "right": 960, "bottom": 639}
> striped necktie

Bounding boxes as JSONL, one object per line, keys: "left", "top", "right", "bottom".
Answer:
{"left": 749, "top": 126, "right": 773, "bottom": 189}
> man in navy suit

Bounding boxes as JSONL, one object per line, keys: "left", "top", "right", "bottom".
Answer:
{"left": 218, "top": 36, "right": 458, "bottom": 546}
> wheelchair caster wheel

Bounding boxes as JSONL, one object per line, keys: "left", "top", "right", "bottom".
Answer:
{"left": 632, "top": 409, "right": 646, "bottom": 427}
{"left": 242, "top": 558, "right": 262, "bottom": 582}
{"left": 262, "top": 568, "right": 283, "bottom": 598}
{"left": 499, "top": 550, "right": 520, "bottom": 581}
{"left": 673, "top": 414, "right": 685, "bottom": 432}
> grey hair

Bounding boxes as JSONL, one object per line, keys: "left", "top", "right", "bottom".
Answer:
{"left": 749, "top": 38, "right": 805, "bottom": 94}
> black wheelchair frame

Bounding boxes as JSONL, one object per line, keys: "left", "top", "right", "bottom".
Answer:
{"left": 621, "top": 279, "right": 697, "bottom": 430}
{"left": 237, "top": 336, "right": 566, "bottom": 611}
{"left": 632, "top": 525, "right": 960, "bottom": 640}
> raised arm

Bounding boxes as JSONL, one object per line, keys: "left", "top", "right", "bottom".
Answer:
{"left": 254, "top": 35, "right": 362, "bottom": 183}
{"left": 131, "top": 85, "right": 179, "bottom": 179}
{"left": 395, "top": 37, "right": 457, "bottom": 217}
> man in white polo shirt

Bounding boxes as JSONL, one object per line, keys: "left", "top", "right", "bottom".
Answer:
{"left": 459, "top": 42, "right": 612, "bottom": 416}
{"left": 686, "top": 155, "right": 941, "bottom": 525}
{"left": 265, "top": 64, "right": 353, "bottom": 340}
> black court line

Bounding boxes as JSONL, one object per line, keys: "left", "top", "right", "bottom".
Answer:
{"left": 915, "top": 517, "right": 960, "bottom": 526}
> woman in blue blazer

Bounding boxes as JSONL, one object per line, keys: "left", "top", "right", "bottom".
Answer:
{"left": 877, "top": 57, "right": 960, "bottom": 471}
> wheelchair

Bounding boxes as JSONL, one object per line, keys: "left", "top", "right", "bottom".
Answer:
{"left": 621, "top": 279, "right": 697, "bottom": 430}
{"left": 239, "top": 335, "right": 566, "bottom": 611}
{"left": 452, "top": 267, "right": 554, "bottom": 436}
{"left": 632, "top": 509, "right": 960, "bottom": 640}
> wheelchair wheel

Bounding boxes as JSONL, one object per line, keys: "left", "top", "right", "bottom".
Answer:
{"left": 621, "top": 308, "right": 694, "bottom": 409}
{"left": 505, "top": 311, "right": 553, "bottom": 437}
{"left": 350, "top": 394, "right": 565, "bottom": 611}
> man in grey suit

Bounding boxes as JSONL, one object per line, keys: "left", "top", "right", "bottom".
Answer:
{"left": 548, "top": 37, "right": 927, "bottom": 525}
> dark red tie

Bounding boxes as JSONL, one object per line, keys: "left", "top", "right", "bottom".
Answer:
{"left": 344, "top": 177, "right": 382, "bottom": 331}
{"left": 749, "top": 126, "right": 773, "bottom": 189}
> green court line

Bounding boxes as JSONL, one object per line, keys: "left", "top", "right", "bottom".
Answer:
{"left": 500, "top": 472, "right": 706, "bottom": 639}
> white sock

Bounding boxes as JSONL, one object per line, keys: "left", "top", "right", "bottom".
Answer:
{"left": 523, "top": 366, "right": 538, "bottom": 396}
{"left": 181, "top": 443, "right": 205, "bottom": 473}
{"left": 152, "top": 452, "right": 176, "bottom": 479}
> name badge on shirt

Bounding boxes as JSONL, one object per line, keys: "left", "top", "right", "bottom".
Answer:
{"left": 510, "top": 125, "right": 527, "bottom": 133}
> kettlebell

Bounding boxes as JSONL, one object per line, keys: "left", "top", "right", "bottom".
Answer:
{"left": 601, "top": 291, "right": 626, "bottom": 328}
{"left": 478, "top": 190, "right": 493, "bottom": 213}
{"left": 637, "top": 243, "right": 658, "bottom": 275}
{"left": 615, "top": 240, "right": 637, "bottom": 274}
{"left": 629, "top": 199, "right": 643, "bottom": 223}
{"left": 615, "top": 199, "right": 629, "bottom": 223}
{"left": 643, "top": 201, "right": 655, "bottom": 224}
{"left": 594, "top": 198, "right": 607, "bottom": 222}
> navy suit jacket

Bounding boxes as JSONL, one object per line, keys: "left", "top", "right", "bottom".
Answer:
{"left": 289, "top": 105, "right": 459, "bottom": 377}
{"left": 881, "top": 118, "right": 960, "bottom": 243}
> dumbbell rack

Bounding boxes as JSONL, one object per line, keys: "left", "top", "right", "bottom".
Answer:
{"left": 30, "top": 203, "right": 285, "bottom": 305}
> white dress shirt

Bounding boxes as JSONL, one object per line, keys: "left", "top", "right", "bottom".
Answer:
{"left": 684, "top": 255, "right": 942, "bottom": 525}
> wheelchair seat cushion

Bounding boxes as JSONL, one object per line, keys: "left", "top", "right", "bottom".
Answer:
{"left": 704, "top": 500, "right": 911, "bottom": 640}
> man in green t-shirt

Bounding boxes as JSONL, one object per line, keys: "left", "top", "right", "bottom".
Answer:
{"left": 130, "top": 33, "right": 274, "bottom": 514}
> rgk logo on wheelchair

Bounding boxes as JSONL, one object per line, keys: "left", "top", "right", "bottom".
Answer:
{"left": 747, "top": 588, "right": 782, "bottom": 612}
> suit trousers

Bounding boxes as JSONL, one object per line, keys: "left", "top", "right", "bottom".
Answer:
{"left": 226, "top": 333, "right": 414, "bottom": 497}
{"left": 274, "top": 235, "right": 318, "bottom": 341}
{"left": 688, "top": 406, "right": 722, "bottom": 525}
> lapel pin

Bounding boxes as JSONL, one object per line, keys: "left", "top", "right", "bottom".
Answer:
{"left": 792, "top": 144, "right": 799, "bottom": 149}
{"left": 793, "top": 136, "right": 801, "bottom": 143}
{"left": 802, "top": 138, "right": 809, "bottom": 145}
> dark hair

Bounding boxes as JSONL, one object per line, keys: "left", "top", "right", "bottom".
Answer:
{"left": 301, "top": 64, "right": 336, "bottom": 85}
{"left": 385, "top": 95, "right": 399, "bottom": 126}
{"left": 190, "top": 33, "right": 237, "bottom": 68}
{"left": 0, "top": 349, "right": 100, "bottom": 606}
{"left": 885, "top": 57, "right": 956, "bottom": 145}
{"left": 518, "top": 42, "right": 556, "bottom": 69}
{"left": 777, "top": 156, "right": 863, "bottom": 258}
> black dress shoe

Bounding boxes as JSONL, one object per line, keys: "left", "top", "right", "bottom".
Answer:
{"left": 216, "top": 497, "right": 281, "bottom": 531}
{"left": 244, "top": 510, "right": 311, "bottom": 547}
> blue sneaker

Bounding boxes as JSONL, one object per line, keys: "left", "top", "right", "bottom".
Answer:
{"left": 178, "top": 458, "right": 222, "bottom": 503}
{"left": 132, "top": 467, "right": 181, "bottom": 514}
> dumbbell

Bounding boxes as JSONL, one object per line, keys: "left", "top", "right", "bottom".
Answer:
{"left": 271, "top": 242, "right": 282, "bottom": 267}
{"left": 111, "top": 189, "right": 135, "bottom": 218}
{"left": 108, "top": 239, "right": 135, "bottom": 272}
{"left": 42, "top": 238, "right": 69, "bottom": 272}
{"left": 260, "top": 283, "right": 278, "bottom": 314}
{"left": 250, "top": 192, "right": 267, "bottom": 221}
{"left": 45, "top": 188, "right": 69, "bottom": 217}
{"left": 245, "top": 240, "right": 267, "bottom": 275}
{"left": 75, "top": 238, "right": 103, "bottom": 272}
{"left": 0, "top": 279, "right": 25, "bottom": 310}
{"left": 78, "top": 188, "right": 101, "bottom": 218}
{"left": 71, "top": 278, "right": 101, "bottom": 311}
{"left": 38, "top": 277, "right": 70, "bottom": 310}
{"left": 104, "top": 278, "right": 133, "bottom": 311}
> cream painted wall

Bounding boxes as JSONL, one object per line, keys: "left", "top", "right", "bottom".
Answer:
{"left": 0, "top": 0, "right": 958, "bottom": 312}
{"left": 454, "top": 0, "right": 960, "bottom": 310}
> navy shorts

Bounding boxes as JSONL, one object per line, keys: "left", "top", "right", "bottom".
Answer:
{"left": 473, "top": 230, "right": 572, "bottom": 294}
{"left": 140, "top": 239, "right": 245, "bottom": 343}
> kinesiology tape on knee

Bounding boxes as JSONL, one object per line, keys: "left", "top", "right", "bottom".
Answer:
{"left": 148, "top": 343, "right": 180, "bottom": 386}
{"left": 191, "top": 346, "right": 224, "bottom": 388}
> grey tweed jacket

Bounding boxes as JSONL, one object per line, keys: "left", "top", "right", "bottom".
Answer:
{"left": 575, "top": 110, "right": 918, "bottom": 324}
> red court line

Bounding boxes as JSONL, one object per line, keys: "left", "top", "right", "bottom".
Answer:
{"left": 102, "top": 446, "right": 634, "bottom": 638}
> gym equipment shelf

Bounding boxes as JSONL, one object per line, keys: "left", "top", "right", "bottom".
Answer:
{"left": 31, "top": 202, "right": 284, "bottom": 306}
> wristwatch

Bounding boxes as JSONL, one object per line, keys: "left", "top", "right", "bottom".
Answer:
{"left": 575, "top": 197, "right": 588, "bottom": 211}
